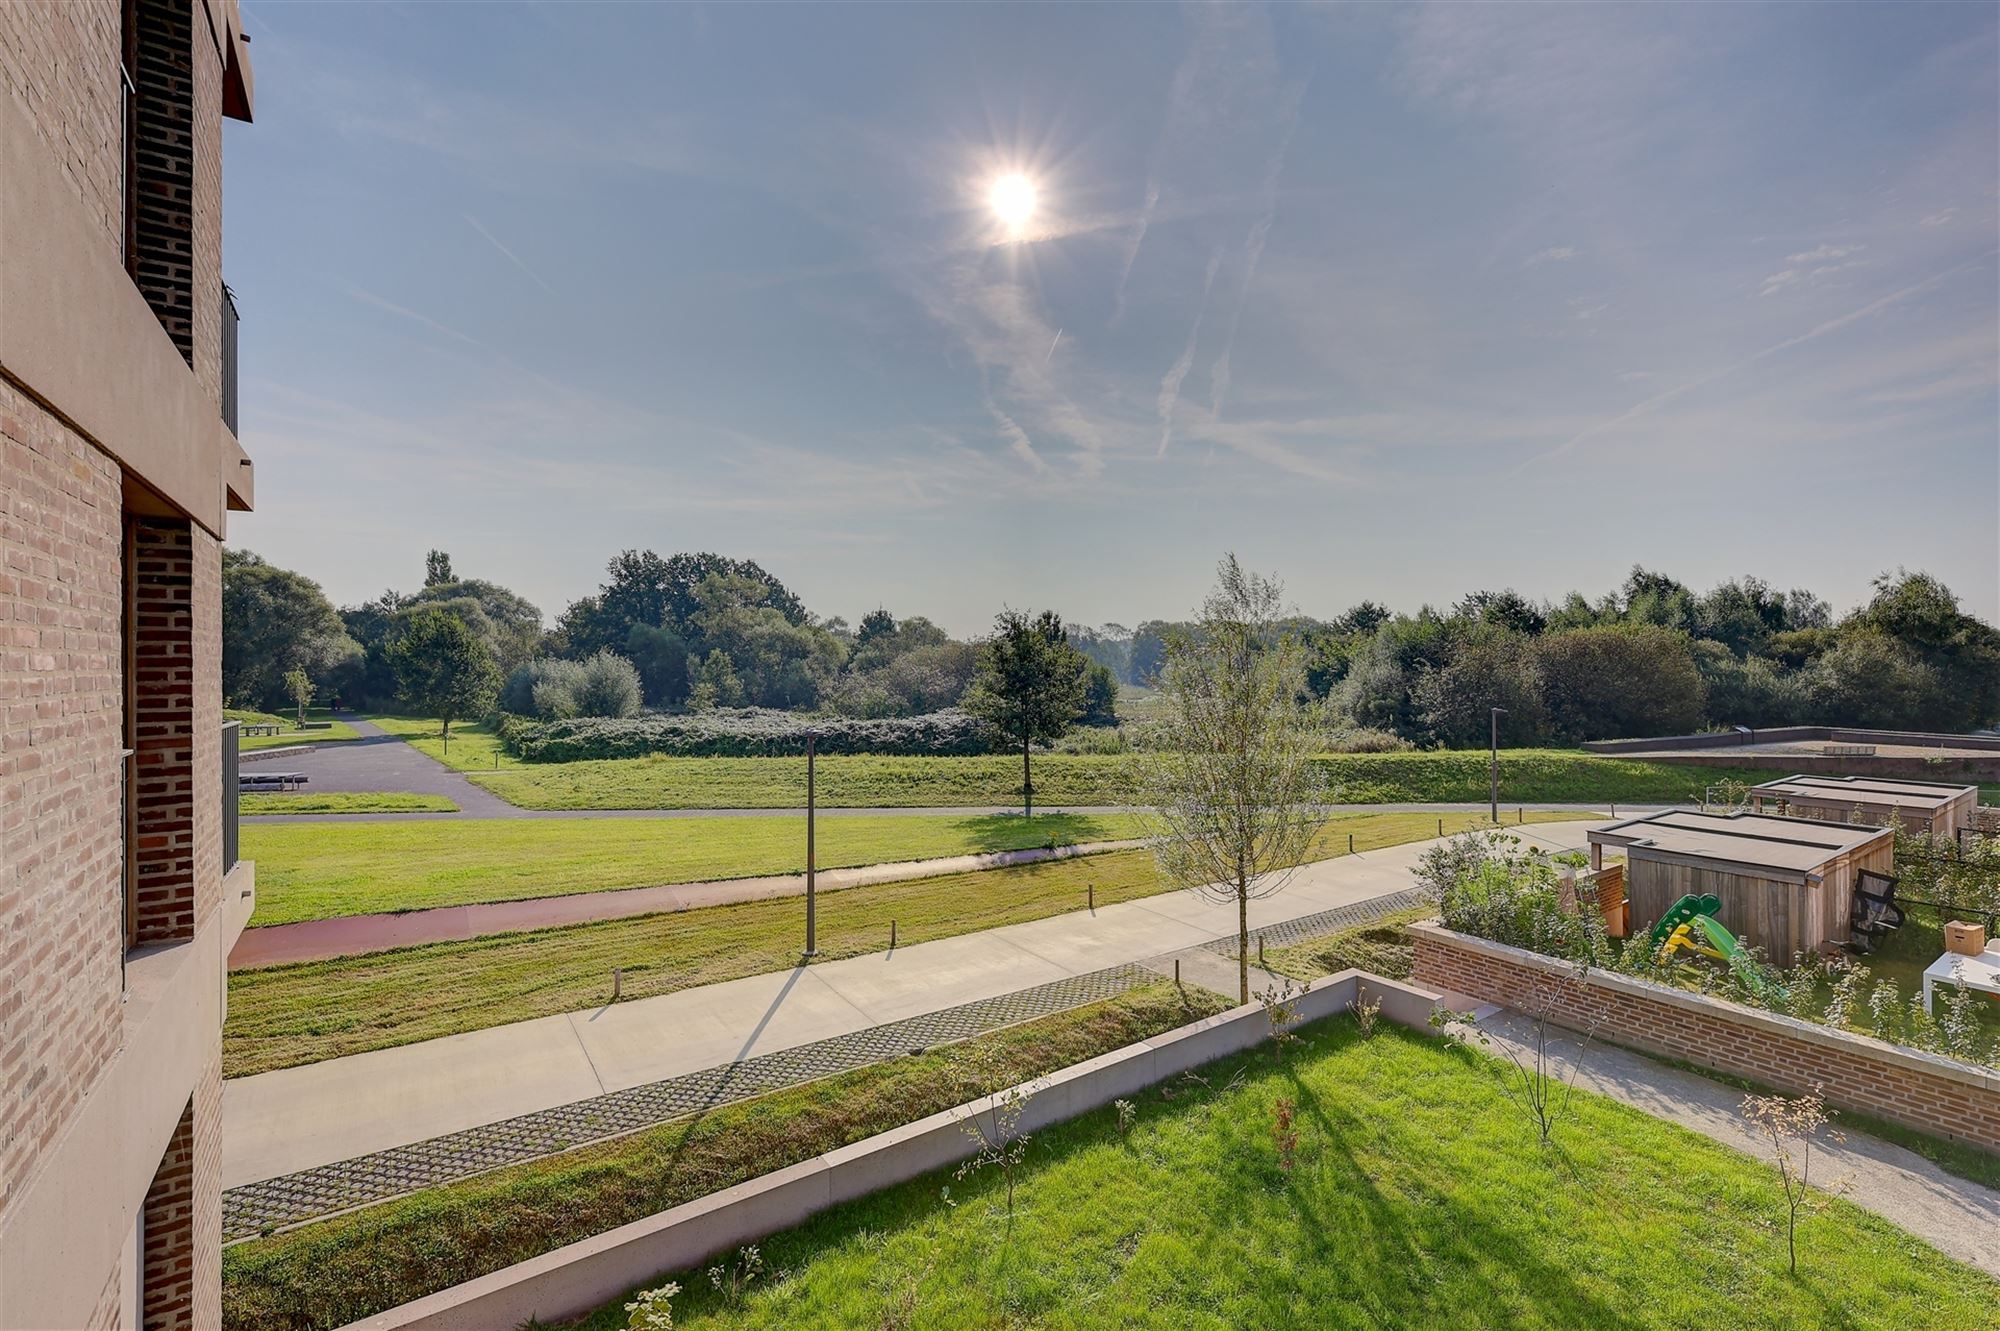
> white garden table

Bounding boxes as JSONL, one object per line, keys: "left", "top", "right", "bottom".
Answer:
{"left": 1921, "top": 945, "right": 2000, "bottom": 1014}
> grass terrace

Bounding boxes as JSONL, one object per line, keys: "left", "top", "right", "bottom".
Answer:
{"left": 220, "top": 984, "right": 1226, "bottom": 1330}
{"left": 564, "top": 1018, "right": 1996, "bottom": 1331}
{"left": 238, "top": 811, "right": 1147, "bottom": 926}
{"left": 223, "top": 811, "right": 1585, "bottom": 1076}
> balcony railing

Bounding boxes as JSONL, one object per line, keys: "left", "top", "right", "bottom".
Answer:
{"left": 222, "top": 719, "right": 240, "bottom": 874}
{"left": 221, "top": 283, "right": 240, "bottom": 435}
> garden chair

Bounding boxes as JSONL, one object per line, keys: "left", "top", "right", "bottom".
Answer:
{"left": 1845, "top": 870, "right": 1904, "bottom": 955}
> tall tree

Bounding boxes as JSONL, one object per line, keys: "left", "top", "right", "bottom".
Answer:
{"left": 221, "top": 549, "right": 360, "bottom": 709}
{"left": 963, "top": 609, "right": 1090, "bottom": 816}
{"left": 1147, "top": 556, "right": 1329, "bottom": 1004}
{"left": 384, "top": 608, "right": 499, "bottom": 754}
{"left": 424, "top": 549, "right": 454, "bottom": 587}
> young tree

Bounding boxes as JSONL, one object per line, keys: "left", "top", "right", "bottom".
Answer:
{"left": 1146, "top": 556, "right": 1330, "bottom": 1003}
{"left": 963, "top": 609, "right": 1090, "bottom": 817}
{"left": 282, "top": 667, "right": 313, "bottom": 729}
{"left": 1739, "top": 1087, "right": 1847, "bottom": 1275}
{"left": 384, "top": 607, "right": 499, "bottom": 754}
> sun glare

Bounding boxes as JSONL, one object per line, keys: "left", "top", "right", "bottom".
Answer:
{"left": 989, "top": 172, "right": 1039, "bottom": 233}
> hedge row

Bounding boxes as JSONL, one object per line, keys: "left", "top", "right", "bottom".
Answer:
{"left": 507, "top": 707, "right": 1002, "bottom": 761}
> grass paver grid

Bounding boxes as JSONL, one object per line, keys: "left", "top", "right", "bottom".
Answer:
{"left": 222, "top": 963, "right": 1156, "bottom": 1240}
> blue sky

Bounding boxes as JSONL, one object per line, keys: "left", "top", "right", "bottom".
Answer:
{"left": 224, "top": 2, "right": 1999, "bottom": 634}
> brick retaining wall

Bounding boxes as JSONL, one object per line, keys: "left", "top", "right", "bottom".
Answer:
{"left": 1410, "top": 922, "right": 2000, "bottom": 1152}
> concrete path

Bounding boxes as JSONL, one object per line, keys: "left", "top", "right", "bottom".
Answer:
{"left": 1470, "top": 1008, "right": 2000, "bottom": 1278}
{"left": 220, "top": 819, "right": 1607, "bottom": 1189}
{"left": 227, "top": 838, "right": 1146, "bottom": 969}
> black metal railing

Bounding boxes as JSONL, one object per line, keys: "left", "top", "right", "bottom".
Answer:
{"left": 221, "top": 283, "right": 240, "bottom": 435}
{"left": 222, "top": 719, "right": 240, "bottom": 874}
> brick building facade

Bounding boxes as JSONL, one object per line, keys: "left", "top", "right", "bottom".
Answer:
{"left": 1, "top": 4, "right": 256, "bottom": 1327}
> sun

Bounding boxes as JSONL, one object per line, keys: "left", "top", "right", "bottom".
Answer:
{"left": 988, "top": 172, "right": 1039, "bottom": 233}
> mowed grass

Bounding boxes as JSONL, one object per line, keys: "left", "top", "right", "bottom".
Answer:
{"left": 574, "top": 1019, "right": 1998, "bottom": 1331}
{"left": 230, "top": 708, "right": 363, "bottom": 752}
{"left": 465, "top": 747, "right": 1780, "bottom": 811}
{"left": 239, "top": 791, "right": 459, "bottom": 816}
{"left": 220, "top": 984, "right": 1226, "bottom": 1331}
{"left": 223, "top": 812, "right": 1586, "bottom": 1077}
{"left": 239, "top": 812, "right": 1148, "bottom": 926}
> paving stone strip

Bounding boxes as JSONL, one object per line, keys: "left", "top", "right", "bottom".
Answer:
{"left": 1201, "top": 885, "right": 1431, "bottom": 958}
{"left": 222, "top": 963, "right": 1155, "bottom": 1240}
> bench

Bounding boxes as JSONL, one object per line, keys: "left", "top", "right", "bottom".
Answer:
{"left": 238, "top": 772, "right": 309, "bottom": 792}
{"left": 240, "top": 724, "right": 283, "bottom": 736}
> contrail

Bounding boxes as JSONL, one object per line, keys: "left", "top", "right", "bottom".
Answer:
{"left": 1045, "top": 328, "right": 1062, "bottom": 366}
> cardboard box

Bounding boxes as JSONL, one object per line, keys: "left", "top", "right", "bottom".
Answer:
{"left": 1944, "top": 921, "right": 1987, "bottom": 957}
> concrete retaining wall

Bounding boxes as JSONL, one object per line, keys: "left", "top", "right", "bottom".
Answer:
{"left": 336, "top": 969, "right": 1445, "bottom": 1331}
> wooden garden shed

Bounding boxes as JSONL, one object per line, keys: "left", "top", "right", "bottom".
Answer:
{"left": 1588, "top": 810, "right": 1895, "bottom": 961}
{"left": 1746, "top": 775, "right": 1978, "bottom": 838}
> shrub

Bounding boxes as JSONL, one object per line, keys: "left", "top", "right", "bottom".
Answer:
{"left": 509, "top": 707, "right": 1003, "bottom": 761}
{"left": 572, "top": 651, "right": 643, "bottom": 719}
{"left": 500, "top": 658, "right": 583, "bottom": 718}
{"left": 504, "top": 654, "right": 643, "bottom": 720}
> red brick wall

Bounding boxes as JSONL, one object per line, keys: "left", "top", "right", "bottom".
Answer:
{"left": 138, "top": 1055, "right": 221, "bottom": 1331}
{"left": 1412, "top": 924, "right": 2000, "bottom": 1153}
{"left": 130, "top": 517, "right": 222, "bottom": 945}
{"left": 0, "top": 380, "right": 126, "bottom": 1219}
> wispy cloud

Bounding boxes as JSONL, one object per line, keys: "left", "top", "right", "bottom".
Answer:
{"left": 1157, "top": 251, "right": 1222, "bottom": 457}
{"left": 1921, "top": 207, "right": 1960, "bottom": 228}
{"left": 1527, "top": 255, "right": 1994, "bottom": 469}
{"left": 343, "top": 284, "right": 485, "bottom": 347}
{"left": 1208, "top": 76, "right": 1308, "bottom": 420}
{"left": 1524, "top": 245, "right": 1579, "bottom": 266}
{"left": 462, "top": 214, "right": 557, "bottom": 296}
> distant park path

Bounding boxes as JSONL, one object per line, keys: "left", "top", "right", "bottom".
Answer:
{"left": 227, "top": 837, "right": 1145, "bottom": 969}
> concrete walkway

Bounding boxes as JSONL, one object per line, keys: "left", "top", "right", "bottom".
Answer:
{"left": 227, "top": 838, "right": 1145, "bottom": 969}
{"left": 220, "top": 819, "right": 1606, "bottom": 1189}
{"left": 1470, "top": 1008, "right": 2000, "bottom": 1278}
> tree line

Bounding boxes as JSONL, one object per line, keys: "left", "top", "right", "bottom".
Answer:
{"left": 221, "top": 548, "right": 1998, "bottom": 751}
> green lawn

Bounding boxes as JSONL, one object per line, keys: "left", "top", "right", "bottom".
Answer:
{"left": 239, "top": 792, "right": 459, "bottom": 816}
{"left": 365, "top": 713, "right": 514, "bottom": 769}
{"left": 223, "top": 811, "right": 1585, "bottom": 1077}
{"left": 573, "top": 1019, "right": 1997, "bottom": 1331}
{"left": 230, "top": 708, "right": 362, "bottom": 752}
{"left": 240, "top": 812, "right": 1147, "bottom": 926}
{"left": 220, "top": 984, "right": 1226, "bottom": 1331}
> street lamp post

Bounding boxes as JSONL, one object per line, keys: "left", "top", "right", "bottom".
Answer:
{"left": 1489, "top": 706, "right": 1508, "bottom": 824}
{"left": 804, "top": 729, "right": 819, "bottom": 957}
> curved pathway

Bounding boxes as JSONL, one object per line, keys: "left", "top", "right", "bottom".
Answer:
{"left": 241, "top": 714, "right": 520, "bottom": 816}
{"left": 227, "top": 837, "right": 1144, "bottom": 969}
